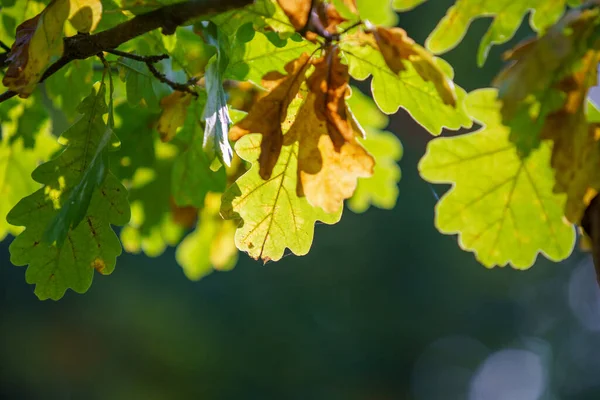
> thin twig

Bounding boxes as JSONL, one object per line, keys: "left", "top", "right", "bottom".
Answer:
{"left": 104, "top": 48, "right": 169, "bottom": 64}
{"left": 106, "top": 48, "right": 197, "bottom": 95}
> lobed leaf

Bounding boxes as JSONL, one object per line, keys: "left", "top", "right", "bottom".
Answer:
{"left": 419, "top": 89, "right": 575, "bottom": 268}
{"left": 221, "top": 134, "right": 341, "bottom": 262}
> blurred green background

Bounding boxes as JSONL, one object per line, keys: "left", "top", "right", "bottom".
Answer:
{"left": 2, "top": 1, "right": 600, "bottom": 399}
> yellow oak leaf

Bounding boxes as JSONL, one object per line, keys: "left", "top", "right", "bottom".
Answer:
{"left": 69, "top": 0, "right": 103, "bottom": 33}
{"left": 277, "top": 0, "right": 312, "bottom": 31}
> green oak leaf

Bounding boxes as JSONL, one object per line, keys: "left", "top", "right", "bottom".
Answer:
{"left": 0, "top": 101, "right": 58, "bottom": 241}
{"left": 199, "top": 21, "right": 234, "bottom": 167}
{"left": 4, "top": 93, "right": 47, "bottom": 149}
{"left": 426, "top": 0, "right": 584, "bottom": 66}
{"left": 340, "top": 36, "right": 472, "bottom": 135}
{"left": 347, "top": 87, "right": 402, "bottom": 213}
{"left": 418, "top": 88, "right": 576, "bottom": 268}
{"left": 221, "top": 134, "right": 341, "bottom": 262}
{"left": 176, "top": 192, "right": 238, "bottom": 281}
{"left": 211, "top": 0, "right": 294, "bottom": 36}
{"left": 172, "top": 98, "right": 226, "bottom": 207}
{"left": 6, "top": 83, "right": 131, "bottom": 300}
{"left": 117, "top": 57, "right": 161, "bottom": 111}
{"left": 121, "top": 142, "right": 184, "bottom": 257}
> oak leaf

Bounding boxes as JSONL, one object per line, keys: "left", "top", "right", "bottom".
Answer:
{"left": 229, "top": 53, "right": 312, "bottom": 180}
{"left": 307, "top": 47, "right": 355, "bottom": 146}
{"left": 290, "top": 93, "right": 375, "bottom": 213}
{"left": 69, "top": 0, "right": 103, "bottom": 33}
{"left": 371, "top": 27, "right": 457, "bottom": 107}
{"left": 2, "top": 0, "right": 70, "bottom": 96}
{"left": 157, "top": 92, "right": 193, "bottom": 142}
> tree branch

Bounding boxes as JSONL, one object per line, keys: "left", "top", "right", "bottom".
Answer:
{"left": 0, "top": 0, "right": 253, "bottom": 103}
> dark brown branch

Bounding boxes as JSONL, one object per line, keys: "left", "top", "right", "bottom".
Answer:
{"left": 105, "top": 49, "right": 169, "bottom": 64}
{"left": 0, "top": 0, "right": 253, "bottom": 102}
{"left": 0, "top": 41, "right": 10, "bottom": 52}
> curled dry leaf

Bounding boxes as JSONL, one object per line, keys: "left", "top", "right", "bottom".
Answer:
{"left": 157, "top": 92, "right": 193, "bottom": 142}
{"left": 371, "top": 26, "right": 457, "bottom": 107}
{"left": 229, "top": 53, "right": 312, "bottom": 180}
{"left": 289, "top": 93, "right": 374, "bottom": 213}
{"left": 3, "top": 0, "right": 70, "bottom": 96}
{"left": 308, "top": 47, "right": 354, "bottom": 146}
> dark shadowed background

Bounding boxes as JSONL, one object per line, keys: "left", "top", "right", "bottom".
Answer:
{"left": 2, "top": 1, "right": 600, "bottom": 399}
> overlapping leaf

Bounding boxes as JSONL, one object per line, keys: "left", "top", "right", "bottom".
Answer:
{"left": 494, "top": 6, "right": 600, "bottom": 156}
{"left": 157, "top": 91, "right": 193, "bottom": 143}
{"left": 426, "top": 0, "right": 584, "bottom": 66}
{"left": 221, "top": 134, "right": 341, "bottom": 262}
{"left": 229, "top": 53, "right": 312, "bottom": 180}
{"left": 211, "top": 0, "right": 295, "bottom": 36}
{"left": 6, "top": 83, "right": 130, "bottom": 300}
{"left": 340, "top": 31, "right": 472, "bottom": 135}
{"left": 419, "top": 89, "right": 575, "bottom": 268}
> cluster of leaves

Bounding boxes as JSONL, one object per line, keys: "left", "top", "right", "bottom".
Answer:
{"left": 0, "top": 0, "right": 599, "bottom": 300}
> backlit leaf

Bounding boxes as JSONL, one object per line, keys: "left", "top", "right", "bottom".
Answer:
{"left": 157, "top": 91, "right": 193, "bottom": 143}
{"left": 221, "top": 134, "right": 341, "bottom": 262}
{"left": 341, "top": 32, "right": 472, "bottom": 135}
{"left": 276, "top": 0, "right": 311, "bottom": 31}
{"left": 419, "top": 89, "right": 575, "bottom": 268}
{"left": 6, "top": 83, "right": 130, "bottom": 300}
{"left": 229, "top": 53, "right": 312, "bottom": 179}
{"left": 68, "top": 0, "right": 102, "bottom": 33}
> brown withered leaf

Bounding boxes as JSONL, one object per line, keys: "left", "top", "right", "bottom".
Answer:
{"left": 371, "top": 27, "right": 457, "bottom": 107}
{"left": 307, "top": 47, "right": 354, "bottom": 147}
{"left": 540, "top": 51, "right": 600, "bottom": 224}
{"left": 3, "top": 0, "right": 70, "bottom": 96}
{"left": 277, "top": 0, "right": 312, "bottom": 31}
{"left": 229, "top": 53, "right": 312, "bottom": 180}
{"left": 157, "top": 92, "right": 193, "bottom": 142}
{"left": 287, "top": 92, "right": 375, "bottom": 213}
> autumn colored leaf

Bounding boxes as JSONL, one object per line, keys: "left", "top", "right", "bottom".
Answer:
{"left": 341, "top": 32, "right": 471, "bottom": 135}
{"left": 494, "top": 7, "right": 600, "bottom": 156}
{"left": 69, "top": 0, "right": 103, "bottom": 33}
{"left": 290, "top": 92, "right": 374, "bottom": 213}
{"left": 307, "top": 47, "right": 355, "bottom": 145}
{"left": 221, "top": 134, "right": 341, "bottom": 262}
{"left": 419, "top": 89, "right": 575, "bottom": 268}
{"left": 5, "top": 83, "right": 130, "bottom": 300}
{"left": 229, "top": 53, "right": 312, "bottom": 180}
{"left": 426, "top": 0, "right": 584, "bottom": 66}
{"left": 539, "top": 52, "right": 600, "bottom": 224}
{"left": 157, "top": 91, "right": 193, "bottom": 142}
{"left": 277, "top": 0, "right": 311, "bottom": 31}
{"left": 176, "top": 192, "right": 238, "bottom": 281}
{"left": 2, "top": 0, "right": 70, "bottom": 96}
